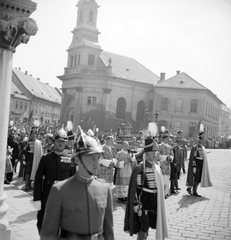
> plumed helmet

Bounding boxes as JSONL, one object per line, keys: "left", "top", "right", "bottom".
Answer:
{"left": 54, "top": 127, "right": 67, "bottom": 141}
{"left": 75, "top": 132, "right": 103, "bottom": 156}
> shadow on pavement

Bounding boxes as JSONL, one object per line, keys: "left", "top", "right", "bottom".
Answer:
{"left": 178, "top": 194, "right": 209, "bottom": 208}
{"left": 14, "top": 210, "right": 37, "bottom": 223}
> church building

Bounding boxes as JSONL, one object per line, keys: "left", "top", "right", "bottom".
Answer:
{"left": 58, "top": 0, "right": 160, "bottom": 133}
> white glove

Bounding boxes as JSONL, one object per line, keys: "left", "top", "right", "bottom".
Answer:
{"left": 33, "top": 201, "right": 41, "bottom": 211}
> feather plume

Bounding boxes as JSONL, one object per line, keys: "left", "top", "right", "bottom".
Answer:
{"left": 67, "top": 121, "right": 73, "bottom": 131}
{"left": 161, "top": 126, "right": 166, "bottom": 133}
{"left": 199, "top": 123, "right": 204, "bottom": 132}
{"left": 148, "top": 122, "right": 158, "bottom": 137}
{"left": 143, "top": 129, "right": 150, "bottom": 139}
{"left": 96, "top": 127, "right": 99, "bottom": 133}
{"left": 87, "top": 129, "right": 94, "bottom": 137}
{"left": 33, "top": 119, "right": 40, "bottom": 127}
{"left": 76, "top": 125, "right": 82, "bottom": 135}
{"left": 9, "top": 120, "right": 14, "bottom": 127}
{"left": 93, "top": 125, "right": 96, "bottom": 135}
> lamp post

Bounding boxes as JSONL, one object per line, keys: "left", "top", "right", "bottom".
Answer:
{"left": 154, "top": 109, "right": 160, "bottom": 123}
{"left": 0, "top": 1, "right": 38, "bottom": 239}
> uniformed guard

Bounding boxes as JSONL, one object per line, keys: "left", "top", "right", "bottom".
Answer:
{"left": 33, "top": 127, "right": 76, "bottom": 234}
{"left": 40, "top": 129, "right": 114, "bottom": 240}
{"left": 124, "top": 138, "right": 168, "bottom": 240}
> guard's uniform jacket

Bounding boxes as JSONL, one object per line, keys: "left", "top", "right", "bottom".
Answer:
{"left": 40, "top": 172, "right": 114, "bottom": 240}
{"left": 33, "top": 151, "right": 76, "bottom": 232}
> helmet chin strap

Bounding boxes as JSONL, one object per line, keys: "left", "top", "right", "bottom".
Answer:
{"left": 79, "top": 158, "right": 94, "bottom": 176}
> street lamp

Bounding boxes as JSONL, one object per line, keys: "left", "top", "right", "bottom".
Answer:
{"left": 154, "top": 109, "right": 160, "bottom": 123}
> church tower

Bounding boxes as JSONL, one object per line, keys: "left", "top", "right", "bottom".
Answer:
{"left": 67, "top": 0, "right": 101, "bottom": 69}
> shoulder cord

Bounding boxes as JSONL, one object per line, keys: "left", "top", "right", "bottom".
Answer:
{"left": 137, "top": 157, "right": 146, "bottom": 210}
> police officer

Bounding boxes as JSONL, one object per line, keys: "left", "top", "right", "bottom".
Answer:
{"left": 33, "top": 127, "right": 76, "bottom": 234}
{"left": 40, "top": 129, "right": 114, "bottom": 240}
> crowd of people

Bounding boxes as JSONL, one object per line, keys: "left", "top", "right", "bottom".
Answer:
{"left": 5, "top": 121, "right": 213, "bottom": 240}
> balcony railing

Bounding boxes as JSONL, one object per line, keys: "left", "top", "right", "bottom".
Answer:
{"left": 64, "top": 65, "right": 111, "bottom": 76}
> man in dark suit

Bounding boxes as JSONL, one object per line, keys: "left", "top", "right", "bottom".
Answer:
{"left": 33, "top": 127, "right": 75, "bottom": 234}
{"left": 40, "top": 129, "right": 114, "bottom": 240}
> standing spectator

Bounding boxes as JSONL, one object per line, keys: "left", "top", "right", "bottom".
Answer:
{"left": 7, "top": 129, "right": 19, "bottom": 182}
{"left": 33, "top": 128, "right": 76, "bottom": 233}
{"left": 5, "top": 146, "right": 14, "bottom": 184}
{"left": 97, "top": 135, "right": 116, "bottom": 185}
{"left": 40, "top": 131, "right": 114, "bottom": 240}
{"left": 115, "top": 141, "right": 135, "bottom": 202}
{"left": 158, "top": 134, "right": 174, "bottom": 198}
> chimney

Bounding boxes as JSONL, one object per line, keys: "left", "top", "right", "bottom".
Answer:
{"left": 37, "top": 78, "right": 40, "bottom": 80}
{"left": 46, "top": 83, "right": 49, "bottom": 85}
{"left": 25, "top": 71, "right": 28, "bottom": 75}
{"left": 19, "top": 67, "right": 21, "bottom": 70}
{"left": 160, "top": 72, "right": 166, "bottom": 81}
{"left": 176, "top": 70, "right": 180, "bottom": 75}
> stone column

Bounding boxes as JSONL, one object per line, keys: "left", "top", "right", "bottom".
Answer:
{"left": 73, "top": 87, "right": 83, "bottom": 128}
{"left": 0, "top": 1, "right": 38, "bottom": 239}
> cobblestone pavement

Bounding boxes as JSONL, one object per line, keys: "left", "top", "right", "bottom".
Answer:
{"left": 4, "top": 149, "right": 231, "bottom": 240}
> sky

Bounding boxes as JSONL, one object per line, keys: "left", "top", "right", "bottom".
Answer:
{"left": 13, "top": 0, "right": 231, "bottom": 107}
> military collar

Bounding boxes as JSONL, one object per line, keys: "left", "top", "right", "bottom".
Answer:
{"left": 75, "top": 171, "right": 94, "bottom": 184}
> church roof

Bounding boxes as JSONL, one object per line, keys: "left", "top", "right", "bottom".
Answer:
{"left": 156, "top": 72, "right": 207, "bottom": 90}
{"left": 13, "top": 68, "right": 62, "bottom": 104}
{"left": 100, "top": 51, "right": 159, "bottom": 85}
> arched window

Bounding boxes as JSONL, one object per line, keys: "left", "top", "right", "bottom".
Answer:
{"left": 174, "top": 121, "right": 182, "bottom": 133}
{"left": 89, "top": 10, "right": 93, "bottom": 23}
{"left": 189, "top": 122, "right": 196, "bottom": 136}
{"left": 161, "top": 97, "right": 168, "bottom": 111}
{"left": 190, "top": 99, "right": 197, "bottom": 113}
{"left": 116, "top": 98, "right": 126, "bottom": 119}
{"left": 148, "top": 100, "right": 153, "bottom": 112}
{"left": 136, "top": 101, "right": 145, "bottom": 121}
{"left": 175, "top": 99, "right": 183, "bottom": 112}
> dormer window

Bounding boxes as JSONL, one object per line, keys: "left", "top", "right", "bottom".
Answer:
{"left": 89, "top": 10, "right": 93, "bottom": 23}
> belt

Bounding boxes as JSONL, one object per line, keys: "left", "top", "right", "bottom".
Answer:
{"left": 142, "top": 187, "right": 157, "bottom": 193}
{"left": 46, "top": 180, "right": 61, "bottom": 185}
{"left": 60, "top": 228, "right": 103, "bottom": 240}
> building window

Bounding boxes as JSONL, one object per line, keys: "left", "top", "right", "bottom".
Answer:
{"left": 77, "top": 54, "right": 81, "bottom": 65}
{"left": 174, "top": 121, "right": 181, "bottom": 133}
{"left": 206, "top": 102, "right": 208, "bottom": 116}
{"left": 24, "top": 102, "right": 28, "bottom": 110}
{"left": 87, "top": 96, "right": 96, "bottom": 106}
{"left": 161, "top": 97, "right": 168, "bottom": 111}
{"left": 136, "top": 101, "right": 145, "bottom": 121}
{"left": 20, "top": 101, "right": 23, "bottom": 110}
{"left": 89, "top": 10, "right": 93, "bottom": 23}
{"left": 190, "top": 99, "right": 197, "bottom": 113}
{"left": 88, "top": 54, "right": 95, "bottom": 65}
{"left": 116, "top": 97, "right": 126, "bottom": 120}
{"left": 148, "top": 100, "right": 153, "bottom": 112}
{"left": 15, "top": 101, "right": 18, "bottom": 109}
{"left": 175, "top": 99, "right": 183, "bottom": 112}
{"left": 189, "top": 122, "right": 196, "bottom": 136}
{"left": 86, "top": 116, "right": 94, "bottom": 126}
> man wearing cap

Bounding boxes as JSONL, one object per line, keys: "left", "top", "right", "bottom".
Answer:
{"left": 124, "top": 138, "right": 168, "bottom": 240}
{"left": 33, "top": 128, "right": 76, "bottom": 234}
{"left": 40, "top": 130, "right": 114, "bottom": 240}
{"left": 186, "top": 131, "right": 212, "bottom": 197}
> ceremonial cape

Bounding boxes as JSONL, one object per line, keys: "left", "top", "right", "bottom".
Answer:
{"left": 186, "top": 145, "right": 212, "bottom": 188}
{"left": 124, "top": 162, "right": 168, "bottom": 240}
{"left": 30, "top": 139, "right": 43, "bottom": 181}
